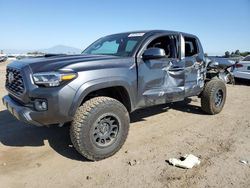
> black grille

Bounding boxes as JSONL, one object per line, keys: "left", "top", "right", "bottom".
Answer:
{"left": 5, "top": 68, "right": 25, "bottom": 95}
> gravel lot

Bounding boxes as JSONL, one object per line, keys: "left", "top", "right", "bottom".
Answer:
{"left": 0, "top": 60, "right": 250, "bottom": 188}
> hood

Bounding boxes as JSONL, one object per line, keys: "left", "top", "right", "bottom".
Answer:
{"left": 9, "top": 54, "right": 131, "bottom": 73}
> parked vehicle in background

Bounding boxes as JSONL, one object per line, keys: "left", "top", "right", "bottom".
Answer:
{"left": 16, "top": 54, "right": 44, "bottom": 60}
{"left": 0, "top": 55, "right": 8, "bottom": 62}
{"left": 6, "top": 55, "right": 17, "bottom": 61}
{"left": 233, "top": 55, "right": 250, "bottom": 80}
{"left": 2, "top": 30, "right": 229, "bottom": 161}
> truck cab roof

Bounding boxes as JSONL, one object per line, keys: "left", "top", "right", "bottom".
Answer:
{"left": 106, "top": 30, "right": 198, "bottom": 38}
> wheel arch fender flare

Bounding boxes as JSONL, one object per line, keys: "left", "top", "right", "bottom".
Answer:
{"left": 69, "top": 76, "right": 136, "bottom": 116}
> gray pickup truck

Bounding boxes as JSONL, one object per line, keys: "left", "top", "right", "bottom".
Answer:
{"left": 2, "top": 30, "right": 227, "bottom": 160}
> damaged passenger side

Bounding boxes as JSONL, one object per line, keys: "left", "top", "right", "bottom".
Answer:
{"left": 138, "top": 34, "right": 185, "bottom": 106}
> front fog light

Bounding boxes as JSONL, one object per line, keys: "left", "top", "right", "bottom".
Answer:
{"left": 34, "top": 99, "right": 48, "bottom": 111}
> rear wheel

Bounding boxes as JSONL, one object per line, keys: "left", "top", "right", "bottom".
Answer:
{"left": 201, "top": 79, "right": 226, "bottom": 115}
{"left": 70, "top": 97, "right": 129, "bottom": 161}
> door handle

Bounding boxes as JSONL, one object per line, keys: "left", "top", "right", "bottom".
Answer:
{"left": 162, "top": 61, "right": 184, "bottom": 71}
{"left": 172, "top": 66, "right": 180, "bottom": 69}
{"left": 162, "top": 66, "right": 184, "bottom": 71}
{"left": 169, "top": 68, "right": 184, "bottom": 71}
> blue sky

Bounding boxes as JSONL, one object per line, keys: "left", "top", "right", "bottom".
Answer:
{"left": 0, "top": 0, "right": 249, "bottom": 55}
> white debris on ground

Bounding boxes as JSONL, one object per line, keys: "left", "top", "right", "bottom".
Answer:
{"left": 239, "top": 160, "right": 248, "bottom": 165}
{"left": 168, "top": 154, "right": 201, "bottom": 169}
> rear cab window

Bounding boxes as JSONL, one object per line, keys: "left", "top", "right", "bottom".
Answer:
{"left": 184, "top": 37, "right": 199, "bottom": 57}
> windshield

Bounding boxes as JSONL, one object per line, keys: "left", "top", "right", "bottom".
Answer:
{"left": 82, "top": 33, "right": 145, "bottom": 57}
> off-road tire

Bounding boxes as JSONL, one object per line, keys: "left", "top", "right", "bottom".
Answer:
{"left": 201, "top": 79, "right": 226, "bottom": 115}
{"left": 70, "top": 97, "right": 130, "bottom": 161}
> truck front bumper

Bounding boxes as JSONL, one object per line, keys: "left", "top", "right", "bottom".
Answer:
{"left": 2, "top": 95, "right": 73, "bottom": 126}
{"left": 2, "top": 95, "right": 43, "bottom": 126}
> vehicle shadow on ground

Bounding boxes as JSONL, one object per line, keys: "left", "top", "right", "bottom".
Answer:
{"left": 0, "top": 99, "right": 203, "bottom": 161}
{"left": 0, "top": 110, "right": 88, "bottom": 162}
{"left": 234, "top": 78, "right": 250, "bottom": 86}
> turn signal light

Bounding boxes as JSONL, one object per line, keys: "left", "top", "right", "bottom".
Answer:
{"left": 61, "top": 74, "right": 77, "bottom": 81}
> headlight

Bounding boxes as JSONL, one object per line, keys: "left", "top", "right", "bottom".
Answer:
{"left": 33, "top": 72, "right": 77, "bottom": 87}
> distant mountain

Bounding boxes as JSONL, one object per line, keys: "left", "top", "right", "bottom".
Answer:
{"left": 39, "top": 45, "right": 82, "bottom": 54}
{"left": 2, "top": 45, "right": 82, "bottom": 55}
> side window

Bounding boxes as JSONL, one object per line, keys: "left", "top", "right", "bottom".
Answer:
{"left": 147, "top": 35, "right": 178, "bottom": 58}
{"left": 184, "top": 37, "right": 198, "bottom": 57}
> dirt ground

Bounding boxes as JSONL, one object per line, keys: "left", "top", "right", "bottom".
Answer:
{"left": 0, "top": 60, "right": 250, "bottom": 188}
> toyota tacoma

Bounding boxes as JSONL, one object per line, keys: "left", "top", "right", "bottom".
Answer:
{"left": 2, "top": 30, "right": 228, "bottom": 160}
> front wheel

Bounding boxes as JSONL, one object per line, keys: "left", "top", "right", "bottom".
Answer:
{"left": 201, "top": 80, "right": 227, "bottom": 115}
{"left": 70, "top": 97, "right": 130, "bottom": 161}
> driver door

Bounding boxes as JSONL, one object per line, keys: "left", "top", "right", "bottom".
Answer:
{"left": 137, "top": 34, "right": 185, "bottom": 107}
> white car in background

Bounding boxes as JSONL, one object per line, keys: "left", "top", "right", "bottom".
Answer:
{"left": 0, "top": 54, "right": 8, "bottom": 62}
{"left": 233, "top": 55, "right": 250, "bottom": 80}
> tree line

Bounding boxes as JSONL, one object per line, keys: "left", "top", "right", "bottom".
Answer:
{"left": 224, "top": 50, "right": 250, "bottom": 58}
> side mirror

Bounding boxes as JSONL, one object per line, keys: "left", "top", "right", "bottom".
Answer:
{"left": 142, "top": 48, "right": 166, "bottom": 60}
{"left": 196, "top": 54, "right": 204, "bottom": 62}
